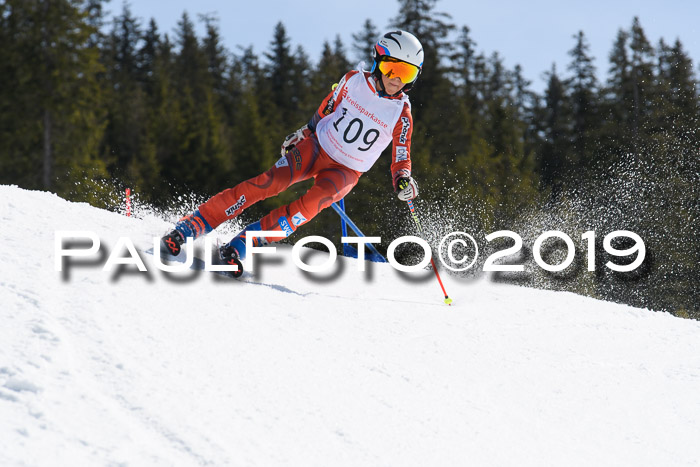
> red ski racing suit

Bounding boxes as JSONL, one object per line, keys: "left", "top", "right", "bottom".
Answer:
{"left": 198, "top": 68, "right": 414, "bottom": 243}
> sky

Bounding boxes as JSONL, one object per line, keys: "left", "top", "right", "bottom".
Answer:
{"left": 105, "top": 0, "right": 700, "bottom": 93}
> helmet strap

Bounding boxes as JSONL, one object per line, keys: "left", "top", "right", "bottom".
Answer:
{"left": 372, "top": 64, "right": 386, "bottom": 93}
{"left": 372, "top": 64, "right": 404, "bottom": 97}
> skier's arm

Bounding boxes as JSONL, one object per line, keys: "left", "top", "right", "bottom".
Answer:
{"left": 307, "top": 87, "right": 336, "bottom": 132}
{"left": 281, "top": 71, "right": 354, "bottom": 156}
{"left": 307, "top": 71, "right": 356, "bottom": 131}
{"left": 391, "top": 102, "right": 414, "bottom": 190}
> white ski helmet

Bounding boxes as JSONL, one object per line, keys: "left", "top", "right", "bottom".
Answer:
{"left": 371, "top": 30, "right": 424, "bottom": 92}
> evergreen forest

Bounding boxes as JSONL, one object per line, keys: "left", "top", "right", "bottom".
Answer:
{"left": 1, "top": 0, "right": 698, "bottom": 318}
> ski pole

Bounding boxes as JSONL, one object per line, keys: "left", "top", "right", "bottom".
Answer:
{"left": 405, "top": 199, "right": 453, "bottom": 306}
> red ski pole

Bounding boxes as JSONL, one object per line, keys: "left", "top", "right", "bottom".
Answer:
{"left": 406, "top": 199, "right": 452, "bottom": 306}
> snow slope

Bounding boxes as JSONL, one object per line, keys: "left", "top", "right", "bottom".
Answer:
{"left": 1, "top": 185, "right": 699, "bottom": 466}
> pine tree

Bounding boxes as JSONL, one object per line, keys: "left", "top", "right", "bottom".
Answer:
{"left": 231, "top": 47, "right": 276, "bottom": 181}
{"left": 0, "top": 0, "right": 36, "bottom": 186}
{"left": 131, "top": 18, "right": 165, "bottom": 200}
{"left": 388, "top": 0, "right": 458, "bottom": 195}
{"left": 482, "top": 53, "right": 534, "bottom": 223}
{"left": 656, "top": 38, "right": 699, "bottom": 158}
{"left": 145, "top": 32, "right": 185, "bottom": 202}
{"left": 264, "top": 22, "right": 297, "bottom": 130}
{"left": 290, "top": 44, "right": 314, "bottom": 125}
{"left": 598, "top": 28, "right": 633, "bottom": 165}
{"left": 389, "top": 0, "right": 456, "bottom": 111}
{"left": 84, "top": 0, "right": 107, "bottom": 48}
{"left": 628, "top": 17, "right": 657, "bottom": 147}
{"left": 351, "top": 19, "right": 379, "bottom": 65}
{"left": 200, "top": 14, "right": 229, "bottom": 99}
{"left": 447, "top": 26, "right": 499, "bottom": 228}
{"left": 165, "top": 12, "right": 232, "bottom": 195}
{"left": 454, "top": 26, "right": 481, "bottom": 137}
{"left": 137, "top": 19, "right": 159, "bottom": 92}
{"left": 0, "top": 0, "right": 108, "bottom": 202}
{"left": 455, "top": 26, "right": 477, "bottom": 88}
{"left": 510, "top": 64, "right": 539, "bottom": 195}
{"left": 601, "top": 18, "right": 658, "bottom": 158}
{"left": 566, "top": 31, "right": 599, "bottom": 175}
{"left": 537, "top": 64, "right": 572, "bottom": 195}
{"left": 101, "top": 3, "right": 147, "bottom": 183}
{"left": 313, "top": 36, "right": 351, "bottom": 99}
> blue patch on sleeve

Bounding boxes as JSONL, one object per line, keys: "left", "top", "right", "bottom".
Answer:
{"left": 277, "top": 217, "right": 294, "bottom": 237}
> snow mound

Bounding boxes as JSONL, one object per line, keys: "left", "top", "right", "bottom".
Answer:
{"left": 1, "top": 185, "right": 699, "bottom": 466}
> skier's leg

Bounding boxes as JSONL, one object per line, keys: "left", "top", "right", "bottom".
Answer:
{"left": 227, "top": 155, "right": 362, "bottom": 260}
{"left": 199, "top": 160, "right": 295, "bottom": 228}
{"left": 198, "top": 135, "right": 326, "bottom": 228}
{"left": 260, "top": 164, "right": 361, "bottom": 237}
{"left": 162, "top": 137, "right": 323, "bottom": 255}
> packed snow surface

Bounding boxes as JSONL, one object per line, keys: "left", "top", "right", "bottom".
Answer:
{"left": 1, "top": 185, "right": 699, "bottom": 466}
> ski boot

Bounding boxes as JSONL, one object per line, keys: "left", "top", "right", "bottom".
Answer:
{"left": 160, "top": 209, "right": 212, "bottom": 256}
{"left": 216, "top": 221, "right": 269, "bottom": 278}
{"left": 217, "top": 242, "right": 245, "bottom": 278}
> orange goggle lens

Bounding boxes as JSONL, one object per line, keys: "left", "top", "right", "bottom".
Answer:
{"left": 377, "top": 58, "right": 420, "bottom": 84}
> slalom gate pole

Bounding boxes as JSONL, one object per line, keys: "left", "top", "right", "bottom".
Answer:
{"left": 406, "top": 199, "right": 452, "bottom": 306}
{"left": 331, "top": 201, "right": 387, "bottom": 262}
{"left": 338, "top": 198, "right": 350, "bottom": 237}
{"left": 125, "top": 188, "right": 132, "bottom": 217}
{"left": 338, "top": 198, "right": 354, "bottom": 259}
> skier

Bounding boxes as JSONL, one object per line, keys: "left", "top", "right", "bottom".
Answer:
{"left": 161, "top": 30, "right": 424, "bottom": 275}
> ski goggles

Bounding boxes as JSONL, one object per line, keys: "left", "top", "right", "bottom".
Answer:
{"left": 377, "top": 57, "right": 421, "bottom": 84}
